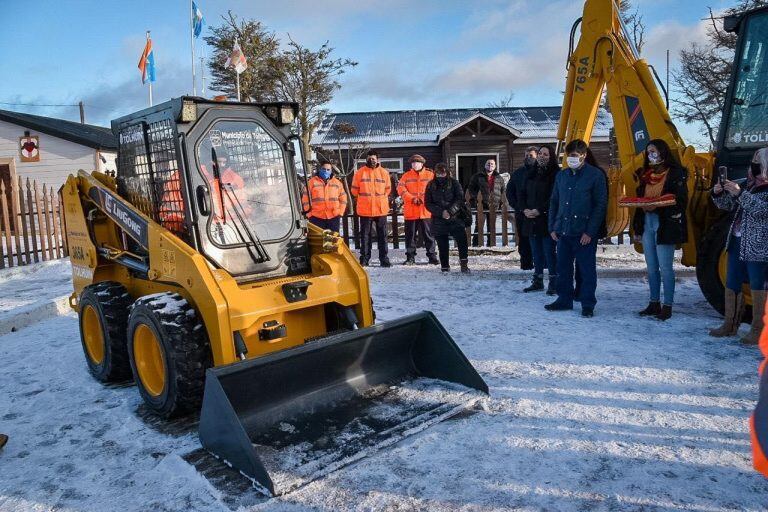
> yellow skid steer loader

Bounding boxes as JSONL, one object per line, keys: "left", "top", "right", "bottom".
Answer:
{"left": 61, "top": 97, "right": 487, "bottom": 495}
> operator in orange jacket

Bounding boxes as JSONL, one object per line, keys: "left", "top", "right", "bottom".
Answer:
{"left": 351, "top": 149, "right": 392, "bottom": 267}
{"left": 751, "top": 300, "right": 768, "bottom": 478}
{"left": 397, "top": 154, "right": 438, "bottom": 265}
{"left": 301, "top": 161, "right": 348, "bottom": 233}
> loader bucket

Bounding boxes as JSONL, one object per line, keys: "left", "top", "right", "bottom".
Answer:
{"left": 198, "top": 311, "right": 488, "bottom": 495}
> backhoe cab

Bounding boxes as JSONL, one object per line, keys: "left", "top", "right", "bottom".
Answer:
{"left": 61, "top": 97, "right": 488, "bottom": 495}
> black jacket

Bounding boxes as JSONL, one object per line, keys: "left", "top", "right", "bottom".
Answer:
{"left": 520, "top": 165, "right": 559, "bottom": 237}
{"left": 426, "top": 177, "right": 465, "bottom": 235}
{"left": 506, "top": 164, "right": 534, "bottom": 213}
{"left": 632, "top": 165, "right": 689, "bottom": 245}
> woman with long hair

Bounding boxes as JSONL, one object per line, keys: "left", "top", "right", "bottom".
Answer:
{"left": 631, "top": 139, "right": 689, "bottom": 321}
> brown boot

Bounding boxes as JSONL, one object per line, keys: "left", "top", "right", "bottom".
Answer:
{"left": 709, "top": 289, "right": 745, "bottom": 337}
{"left": 460, "top": 259, "right": 470, "bottom": 273}
{"left": 0, "top": 433, "right": 7, "bottom": 450}
{"left": 742, "top": 290, "right": 766, "bottom": 345}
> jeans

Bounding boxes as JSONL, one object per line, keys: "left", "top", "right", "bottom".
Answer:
{"left": 405, "top": 219, "right": 436, "bottom": 257}
{"left": 436, "top": 223, "right": 469, "bottom": 268}
{"left": 308, "top": 216, "right": 340, "bottom": 232}
{"left": 726, "top": 236, "right": 768, "bottom": 291}
{"left": 530, "top": 234, "right": 557, "bottom": 276}
{"left": 359, "top": 216, "right": 388, "bottom": 262}
{"left": 641, "top": 212, "right": 677, "bottom": 305}
{"left": 555, "top": 235, "right": 598, "bottom": 309}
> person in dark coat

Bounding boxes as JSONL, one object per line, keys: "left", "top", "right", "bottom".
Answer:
{"left": 426, "top": 163, "right": 470, "bottom": 273}
{"left": 574, "top": 148, "right": 609, "bottom": 300}
{"left": 507, "top": 147, "right": 537, "bottom": 270}
{"left": 520, "top": 145, "right": 560, "bottom": 294}
{"left": 466, "top": 159, "right": 506, "bottom": 247}
{"left": 631, "top": 139, "right": 688, "bottom": 321}
{"left": 546, "top": 139, "right": 608, "bottom": 318}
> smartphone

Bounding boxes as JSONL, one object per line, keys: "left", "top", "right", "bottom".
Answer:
{"left": 718, "top": 166, "right": 728, "bottom": 183}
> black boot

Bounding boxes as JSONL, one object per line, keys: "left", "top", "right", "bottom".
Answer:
{"left": 441, "top": 266, "right": 450, "bottom": 273}
{"left": 656, "top": 305, "right": 672, "bottom": 321}
{"left": 546, "top": 276, "right": 557, "bottom": 296}
{"left": 524, "top": 274, "right": 545, "bottom": 293}
{"left": 359, "top": 257, "right": 369, "bottom": 267}
{"left": 427, "top": 254, "right": 440, "bottom": 265}
{"left": 460, "top": 259, "right": 470, "bottom": 273}
{"left": 639, "top": 301, "right": 661, "bottom": 317}
{"left": 403, "top": 255, "right": 415, "bottom": 266}
{"left": 380, "top": 257, "right": 392, "bottom": 268}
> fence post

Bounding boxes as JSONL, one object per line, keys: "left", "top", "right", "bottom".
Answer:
{"left": 0, "top": 181, "right": 13, "bottom": 267}
{"left": 11, "top": 182, "right": 22, "bottom": 267}
{"left": 58, "top": 190, "right": 68, "bottom": 257}
{"left": 475, "top": 190, "right": 485, "bottom": 248}
{"left": 43, "top": 186, "right": 54, "bottom": 261}
{"left": 34, "top": 180, "right": 48, "bottom": 261}
{"left": 501, "top": 198, "right": 509, "bottom": 247}
{"left": 27, "top": 179, "right": 39, "bottom": 263}
{"left": 488, "top": 195, "right": 497, "bottom": 248}
{"left": 342, "top": 214, "right": 350, "bottom": 246}
{"left": 17, "top": 177, "right": 30, "bottom": 265}
{"left": 51, "top": 187, "right": 62, "bottom": 259}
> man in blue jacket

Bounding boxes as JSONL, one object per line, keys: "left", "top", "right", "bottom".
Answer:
{"left": 546, "top": 139, "right": 607, "bottom": 317}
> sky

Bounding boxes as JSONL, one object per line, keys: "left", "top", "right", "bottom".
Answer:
{"left": 0, "top": 0, "right": 743, "bottom": 148}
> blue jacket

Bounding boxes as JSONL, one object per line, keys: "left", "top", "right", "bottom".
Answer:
{"left": 548, "top": 163, "right": 608, "bottom": 238}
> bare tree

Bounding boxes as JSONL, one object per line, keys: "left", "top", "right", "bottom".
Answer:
{"left": 619, "top": 0, "right": 646, "bottom": 53}
{"left": 672, "top": 0, "right": 768, "bottom": 146}
{"left": 327, "top": 122, "right": 369, "bottom": 180}
{"left": 487, "top": 91, "right": 515, "bottom": 108}
{"left": 273, "top": 36, "right": 357, "bottom": 159}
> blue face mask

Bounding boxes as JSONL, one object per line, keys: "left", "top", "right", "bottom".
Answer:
{"left": 318, "top": 168, "right": 332, "bottom": 180}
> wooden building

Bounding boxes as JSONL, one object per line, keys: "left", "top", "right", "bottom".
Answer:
{"left": 312, "top": 107, "right": 614, "bottom": 187}
{"left": 0, "top": 110, "right": 117, "bottom": 200}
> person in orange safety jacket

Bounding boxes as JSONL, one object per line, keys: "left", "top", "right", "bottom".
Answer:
{"left": 301, "top": 162, "right": 348, "bottom": 233}
{"left": 397, "top": 154, "right": 438, "bottom": 265}
{"left": 751, "top": 297, "right": 768, "bottom": 478}
{"left": 351, "top": 149, "right": 392, "bottom": 267}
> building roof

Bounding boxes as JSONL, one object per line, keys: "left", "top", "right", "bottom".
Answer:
{"left": 312, "top": 106, "right": 613, "bottom": 147}
{"left": 0, "top": 109, "right": 117, "bottom": 151}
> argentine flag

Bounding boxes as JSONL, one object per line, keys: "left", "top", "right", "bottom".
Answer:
{"left": 192, "top": 1, "right": 205, "bottom": 38}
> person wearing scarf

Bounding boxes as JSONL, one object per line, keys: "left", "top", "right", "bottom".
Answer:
{"left": 631, "top": 139, "right": 689, "bottom": 321}
{"left": 711, "top": 147, "right": 768, "bottom": 344}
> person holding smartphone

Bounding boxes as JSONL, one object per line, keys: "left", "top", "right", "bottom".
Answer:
{"left": 710, "top": 148, "right": 768, "bottom": 344}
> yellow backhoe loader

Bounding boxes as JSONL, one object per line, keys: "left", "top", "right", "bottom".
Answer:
{"left": 561, "top": 0, "right": 768, "bottom": 314}
{"left": 61, "top": 98, "right": 487, "bottom": 495}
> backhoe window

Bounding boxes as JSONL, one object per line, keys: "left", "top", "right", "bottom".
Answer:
{"left": 725, "top": 12, "right": 768, "bottom": 148}
{"left": 196, "top": 120, "right": 294, "bottom": 245}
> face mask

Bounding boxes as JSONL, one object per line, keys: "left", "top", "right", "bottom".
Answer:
{"left": 525, "top": 156, "right": 536, "bottom": 166}
{"left": 648, "top": 152, "right": 661, "bottom": 165}
{"left": 566, "top": 156, "right": 583, "bottom": 170}
{"left": 319, "top": 168, "right": 332, "bottom": 180}
{"left": 436, "top": 174, "right": 447, "bottom": 181}
{"left": 751, "top": 162, "right": 763, "bottom": 177}
{"left": 366, "top": 158, "right": 377, "bottom": 168}
{"left": 412, "top": 162, "right": 424, "bottom": 171}
{"left": 537, "top": 155, "right": 549, "bottom": 166}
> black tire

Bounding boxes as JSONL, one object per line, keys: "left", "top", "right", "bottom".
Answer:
{"left": 78, "top": 282, "right": 133, "bottom": 383}
{"left": 696, "top": 217, "right": 752, "bottom": 321}
{"left": 127, "top": 293, "right": 211, "bottom": 418}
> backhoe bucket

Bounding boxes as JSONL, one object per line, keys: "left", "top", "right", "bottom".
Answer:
{"left": 198, "top": 311, "right": 488, "bottom": 495}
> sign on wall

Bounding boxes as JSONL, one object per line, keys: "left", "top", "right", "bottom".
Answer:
{"left": 19, "top": 135, "right": 40, "bottom": 162}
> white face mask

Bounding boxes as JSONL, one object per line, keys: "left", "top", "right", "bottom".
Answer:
{"left": 412, "top": 162, "right": 424, "bottom": 171}
{"left": 648, "top": 152, "right": 661, "bottom": 165}
{"left": 566, "top": 156, "right": 583, "bottom": 169}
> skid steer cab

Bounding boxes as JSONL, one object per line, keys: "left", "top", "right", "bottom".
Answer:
{"left": 61, "top": 97, "right": 487, "bottom": 495}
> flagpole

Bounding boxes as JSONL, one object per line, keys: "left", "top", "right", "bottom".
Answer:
{"left": 146, "top": 31, "right": 153, "bottom": 107}
{"left": 235, "top": 37, "right": 241, "bottom": 101}
{"left": 200, "top": 55, "right": 206, "bottom": 96}
{"left": 190, "top": 0, "right": 196, "bottom": 95}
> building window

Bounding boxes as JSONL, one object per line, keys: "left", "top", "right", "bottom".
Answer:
{"left": 355, "top": 158, "right": 403, "bottom": 176}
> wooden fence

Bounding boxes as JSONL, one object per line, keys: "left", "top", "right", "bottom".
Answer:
{"left": 0, "top": 177, "right": 67, "bottom": 269}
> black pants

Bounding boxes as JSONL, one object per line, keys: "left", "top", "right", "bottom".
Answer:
{"left": 471, "top": 210, "right": 491, "bottom": 247}
{"left": 436, "top": 223, "right": 469, "bottom": 268}
{"left": 359, "top": 216, "right": 388, "bottom": 262}
{"left": 308, "top": 216, "right": 340, "bottom": 232}
{"left": 514, "top": 213, "right": 533, "bottom": 270}
{"left": 405, "top": 219, "right": 436, "bottom": 257}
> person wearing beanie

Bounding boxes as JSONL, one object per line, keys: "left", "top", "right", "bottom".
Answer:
{"left": 397, "top": 155, "right": 439, "bottom": 265}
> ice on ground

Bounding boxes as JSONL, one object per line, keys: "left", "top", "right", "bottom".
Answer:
{"left": 1, "top": 256, "right": 767, "bottom": 511}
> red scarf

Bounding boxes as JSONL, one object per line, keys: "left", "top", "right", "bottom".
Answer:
{"left": 640, "top": 167, "right": 668, "bottom": 185}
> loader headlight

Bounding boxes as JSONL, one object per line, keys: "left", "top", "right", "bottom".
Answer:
{"left": 280, "top": 105, "right": 296, "bottom": 125}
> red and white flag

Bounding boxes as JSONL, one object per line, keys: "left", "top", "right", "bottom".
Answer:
{"left": 224, "top": 40, "right": 247, "bottom": 74}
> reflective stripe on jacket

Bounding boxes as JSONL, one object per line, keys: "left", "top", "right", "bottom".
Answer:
{"left": 301, "top": 175, "right": 348, "bottom": 219}
{"left": 397, "top": 168, "right": 434, "bottom": 220}
{"left": 351, "top": 165, "right": 391, "bottom": 217}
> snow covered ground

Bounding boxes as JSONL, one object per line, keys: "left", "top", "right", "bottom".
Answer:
{"left": 1, "top": 252, "right": 766, "bottom": 511}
